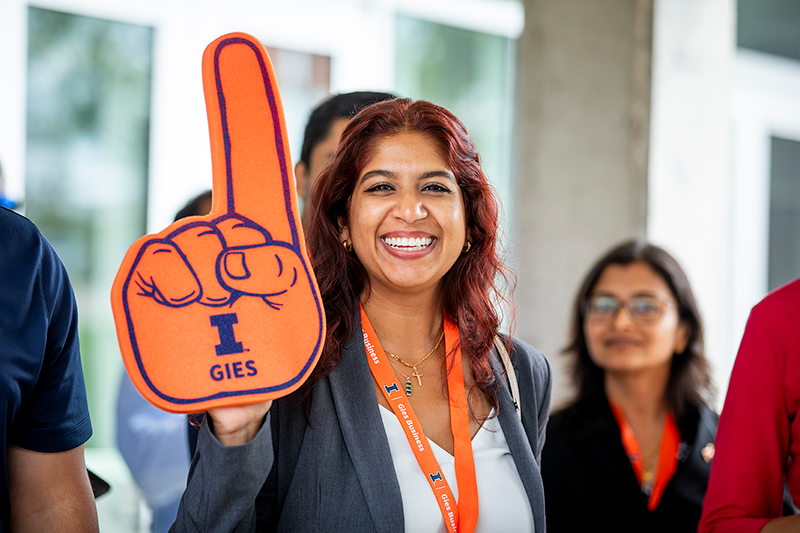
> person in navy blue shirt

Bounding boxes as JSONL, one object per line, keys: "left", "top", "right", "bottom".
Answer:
{"left": 0, "top": 206, "right": 97, "bottom": 532}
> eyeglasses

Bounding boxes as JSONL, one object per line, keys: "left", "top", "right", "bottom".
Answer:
{"left": 584, "top": 294, "right": 675, "bottom": 323}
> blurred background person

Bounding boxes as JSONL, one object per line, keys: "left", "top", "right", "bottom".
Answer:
{"left": 294, "top": 91, "right": 395, "bottom": 218}
{"left": 115, "top": 189, "right": 211, "bottom": 533}
{"left": 541, "top": 240, "right": 717, "bottom": 532}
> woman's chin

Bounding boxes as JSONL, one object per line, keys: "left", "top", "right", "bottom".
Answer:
{"left": 369, "top": 273, "right": 443, "bottom": 295}
{"left": 601, "top": 357, "right": 673, "bottom": 377}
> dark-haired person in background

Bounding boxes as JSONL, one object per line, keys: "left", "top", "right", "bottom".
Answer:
{"left": 541, "top": 240, "right": 717, "bottom": 532}
{"left": 294, "top": 91, "right": 395, "bottom": 217}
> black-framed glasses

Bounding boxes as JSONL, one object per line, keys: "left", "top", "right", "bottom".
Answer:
{"left": 584, "top": 294, "right": 675, "bottom": 323}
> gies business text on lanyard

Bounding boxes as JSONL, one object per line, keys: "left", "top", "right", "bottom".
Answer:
{"left": 360, "top": 304, "right": 479, "bottom": 533}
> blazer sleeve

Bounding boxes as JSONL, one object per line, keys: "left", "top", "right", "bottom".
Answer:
{"left": 510, "top": 337, "right": 552, "bottom": 464}
{"left": 534, "top": 352, "right": 552, "bottom": 463}
{"left": 170, "top": 414, "right": 274, "bottom": 533}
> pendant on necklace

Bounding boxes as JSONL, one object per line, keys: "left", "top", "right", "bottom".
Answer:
{"left": 405, "top": 379, "right": 413, "bottom": 396}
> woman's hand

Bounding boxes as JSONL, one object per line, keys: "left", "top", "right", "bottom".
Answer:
{"left": 207, "top": 400, "right": 273, "bottom": 446}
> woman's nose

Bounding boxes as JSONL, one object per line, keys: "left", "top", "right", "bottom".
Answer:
{"left": 610, "top": 305, "right": 635, "bottom": 329}
{"left": 393, "top": 191, "right": 427, "bottom": 222}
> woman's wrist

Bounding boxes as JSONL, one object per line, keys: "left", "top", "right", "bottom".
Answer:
{"left": 207, "top": 400, "right": 272, "bottom": 446}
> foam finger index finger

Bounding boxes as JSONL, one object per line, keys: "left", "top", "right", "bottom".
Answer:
{"left": 203, "top": 33, "right": 300, "bottom": 247}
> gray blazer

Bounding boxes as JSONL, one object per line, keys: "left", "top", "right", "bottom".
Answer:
{"left": 171, "top": 313, "right": 551, "bottom": 533}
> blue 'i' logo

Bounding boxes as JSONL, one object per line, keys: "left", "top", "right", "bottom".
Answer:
{"left": 210, "top": 313, "right": 244, "bottom": 355}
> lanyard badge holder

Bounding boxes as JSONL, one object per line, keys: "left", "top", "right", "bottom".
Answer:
{"left": 361, "top": 305, "right": 479, "bottom": 533}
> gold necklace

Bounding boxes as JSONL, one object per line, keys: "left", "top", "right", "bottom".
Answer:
{"left": 640, "top": 447, "right": 660, "bottom": 493}
{"left": 385, "top": 330, "right": 444, "bottom": 395}
{"left": 389, "top": 360, "right": 432, "bottom": 394}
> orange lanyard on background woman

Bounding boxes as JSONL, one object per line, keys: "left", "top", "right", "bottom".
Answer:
{"left": 610, "top": 402, "right": 680, "bottom": 511}
{"left": 360, "top": 304, "right": 479, "bottom": 533}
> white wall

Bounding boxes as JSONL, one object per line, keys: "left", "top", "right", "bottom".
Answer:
{"left": 727, "top": 50, "right": 800, "bottom": 394}
{"left": 647, "top": 0, "right": 736, "bottom": 408}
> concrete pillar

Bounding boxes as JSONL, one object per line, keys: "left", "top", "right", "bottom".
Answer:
{"left": 513, "top": 0, "right": 736, "bottom": 408}
{"left": 513, "top": 0, "right": 653, "bottom": 407}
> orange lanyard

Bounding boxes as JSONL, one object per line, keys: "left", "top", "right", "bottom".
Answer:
{"left": 360, "top": 305, "right": 479, "bottom": 533}
{"left": 610, "top": 402, "right": 680, "bottom": 511}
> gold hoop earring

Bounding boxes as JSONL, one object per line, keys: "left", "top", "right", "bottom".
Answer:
{"left": 343, "top": 240, "right": 353, "bottom": 253}
{"left": 462, "top": 241, "right": 471, "bottom": 253}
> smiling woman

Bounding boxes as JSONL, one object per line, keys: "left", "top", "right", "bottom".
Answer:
{"left": 541, "top": 240, "right": 717, "bottom": 533}
{"left": 170, "top": 99, "right": 552, "bottom": 533}
{"left": 340, "top": 132, "right": 466, "bottom": 296}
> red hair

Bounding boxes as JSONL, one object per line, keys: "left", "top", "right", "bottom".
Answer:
{"left": 306, "top": 99, "right": 513, "bottom": 406}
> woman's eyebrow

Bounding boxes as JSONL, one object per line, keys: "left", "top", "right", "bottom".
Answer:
{"left": 590, "top": 290, "right": 661, "bottom": 297}
{"left": 421, "top": 171, "right": 456, "bottom": 182}
{"left": 359, "top": 170, "right": 395, "bottom": 184}
{"left": 359, "top": 169, "right": 456, "bottom": 184}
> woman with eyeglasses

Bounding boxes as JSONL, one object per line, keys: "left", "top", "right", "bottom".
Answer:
{"left": 540, "top": 240, "right": 717, "bottom": 532}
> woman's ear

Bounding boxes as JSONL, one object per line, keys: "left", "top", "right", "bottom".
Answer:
{"left": 295, "top": 161, "right": 309, "bottom": 202}
{"left": 675, "top": 322, "right": 690, "bottom": 355}
{"left": 338, "top": 216, "right": 350, "bottom": 243}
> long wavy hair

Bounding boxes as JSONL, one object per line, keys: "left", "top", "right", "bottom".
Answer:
{"left": 563, "top": 240, "right": 714, "bottom": 422}
{"left": 305, "top": 98, "right": 512, "bottom": 405}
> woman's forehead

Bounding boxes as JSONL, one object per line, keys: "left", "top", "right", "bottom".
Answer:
{"left": 592, "top": 262, "right": 674, "bottom": 298}
{"left": 358, "top": 133, "right": 450, "bottom": 174}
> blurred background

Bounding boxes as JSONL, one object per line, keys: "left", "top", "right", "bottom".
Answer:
{"left": 0, "top": 0, "right": 797, "bottom": 530}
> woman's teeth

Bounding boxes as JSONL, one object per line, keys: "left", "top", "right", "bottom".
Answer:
{"left": 382, "top": 236, "right": 433, "bottom": 251}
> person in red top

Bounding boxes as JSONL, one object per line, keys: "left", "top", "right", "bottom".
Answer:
{"left": 699, "top": 278, "right": 800, "bottom": 532}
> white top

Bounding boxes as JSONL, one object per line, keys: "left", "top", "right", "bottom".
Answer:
{"left": 379, "top": 406, "right": 534, "bottom": 533}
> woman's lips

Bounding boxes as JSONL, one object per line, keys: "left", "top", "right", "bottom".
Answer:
{"left": 603, "top": 338, "right": 642, "bottom": 348}
{"left": 381, "top": 236, "right": 434, "bottom": 252}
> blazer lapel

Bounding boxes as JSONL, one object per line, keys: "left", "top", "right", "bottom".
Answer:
{"left": 328, "top": 311, "right": 405, "bottom": 533}
{"left": 491, "top": 353, "right": 547, "bottom": 533}
{"left": 580, "top": 399, "right": 649, "bottom": 504}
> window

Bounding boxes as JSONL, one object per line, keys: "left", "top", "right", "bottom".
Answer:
{"left": 768, "top": 136, "right": 800, "bottom": 291}
{"left": 26, "top": 6, "right": 153, "bottom": 448}
{"left": 395, "top": 15, "right": 516, "bottom": 213}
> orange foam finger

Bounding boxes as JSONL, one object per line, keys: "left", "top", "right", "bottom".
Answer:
{"left": 111, "top": 33, "right": 325, "bottom": 413}
{"left": 206, "top": 34, "right": 299, "bottom": 244}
